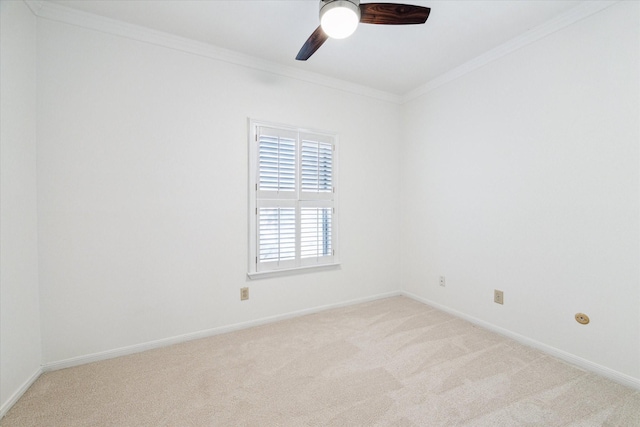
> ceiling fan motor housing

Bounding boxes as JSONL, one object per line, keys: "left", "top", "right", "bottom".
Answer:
{"left": 298, "top": 0, "right": 430, "bottom": 60}
{"left": 319, "top": 0, "right": 362, "bottom": 39}
{"left": 320, "top": 0, "right": 361, "bottom": 8}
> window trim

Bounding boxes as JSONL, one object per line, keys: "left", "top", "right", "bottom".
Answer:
{"left": 247, "top": 119, "right": 339, "bottom": 279}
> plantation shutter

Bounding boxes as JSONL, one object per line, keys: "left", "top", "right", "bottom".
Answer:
{"left": 257, "top": 127, "right": 297, "bottom": 199}
{"left": 300, "top": 134, "right": 334, "bottom": 200}
{"left": 300, "top": 206, "right": 333, "bottom": 259}
{"left": 258, "top": 205, "right": 296, "bottom": 268}
{"left": 298, "top": 133, "right": 334, "bottom": 266}
{"left": 250, "top": 121, "right": 337, "bottom": 275}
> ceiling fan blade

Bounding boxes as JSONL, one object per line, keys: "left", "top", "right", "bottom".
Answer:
{"left": 296, "top": 26, "right": 329, "bottom": 61}
{"left": 360, "top": 3, "right": 431, "bottom": 25}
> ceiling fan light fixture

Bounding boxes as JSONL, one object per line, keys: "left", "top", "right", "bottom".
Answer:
{"left": 320, "top": 0, "right": 361, "bottom": 39}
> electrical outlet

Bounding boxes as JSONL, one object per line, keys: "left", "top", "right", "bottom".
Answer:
{"left": 494, "top": 289, "right": 504, "bottom": 305}
{"left": 439, "top": 276, "right": 446, "bottom": 287}
{"left": 240, "top": 287, "right": 249, "bottom": 301}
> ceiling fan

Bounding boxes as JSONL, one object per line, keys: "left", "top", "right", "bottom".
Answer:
{"left": 296, "top": 0, "right": 431, "bottom": 61}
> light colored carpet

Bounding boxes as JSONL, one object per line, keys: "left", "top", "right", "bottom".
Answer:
{"left": 2, "top": 296, "right": 639, "bottom": 426}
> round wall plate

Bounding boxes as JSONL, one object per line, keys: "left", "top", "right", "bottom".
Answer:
{"left": 575, "top": 313, "right": 590, "bottom": 325}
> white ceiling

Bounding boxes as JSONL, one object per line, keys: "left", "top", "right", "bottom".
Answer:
{"left": 48, "top": 0, "right": 589, "bottom": 95}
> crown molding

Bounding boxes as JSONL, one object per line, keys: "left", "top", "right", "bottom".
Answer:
{"left": 31, "top": 1, "right": 402, "bottom": 105}
{"left": 23, "top": 0, "right": 44, "bottom": 16}
{"left": 402, "top": 0, "right": 620, "bottom": 103}
{"left": 26, "top": 0, "right": 619, "bottom": 105}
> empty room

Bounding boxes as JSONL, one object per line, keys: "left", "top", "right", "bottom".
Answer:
{"left": 1, "top": 0, "right": 638, "bottom": 425}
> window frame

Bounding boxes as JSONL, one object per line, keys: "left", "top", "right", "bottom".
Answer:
{"left": 247, "top": 119, "right": 339, "bottom": 279}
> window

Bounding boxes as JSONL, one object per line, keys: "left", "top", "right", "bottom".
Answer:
{"left": 248, "top": 120, "right": 338, "bottom": 277}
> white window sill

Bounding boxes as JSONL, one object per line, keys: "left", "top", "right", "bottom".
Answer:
{"left": 247, "top": 263, "right": 341, "bottom": 280}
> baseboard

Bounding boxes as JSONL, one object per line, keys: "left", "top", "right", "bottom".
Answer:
{"left": 401, "top": 291, "right": 640, "bottom": 391}
{"left": 0, "top": 367, "right": 43, "bottom": 420}
{"left": 43, "top": 290, "right": 401, "bottom": 372}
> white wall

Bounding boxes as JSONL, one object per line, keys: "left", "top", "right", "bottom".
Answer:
{"left": 36, "top": 17, "right": 402, "bottom": 364}
{"left": 0, "top": 0, "right": 43, "bottom": 414}
{"left": 3, "top": 0, "right": 638, "bottom": 414}
{"left": 401, "top": 1, "right": 639, "bottom": 381}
